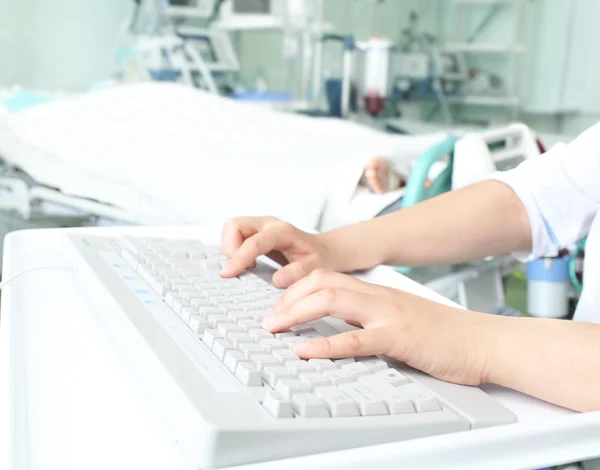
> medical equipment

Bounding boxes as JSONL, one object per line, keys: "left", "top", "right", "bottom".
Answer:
{"left": 526, "top": 257, "right": 571, "bottom": 319}
{"left": 164, "top": 0, "right": 216, "bottom": 18}
{"left": 213, "top": 0, "right": 287, "bottom": 30}
{"left": 359, "top": 37, "right": 394, "bottom": 117}
{"left": 569, "top": 237, "right": 587, "bottom": 293}
{"left": 67, "top": 232, "right": 516, "bottom": 469}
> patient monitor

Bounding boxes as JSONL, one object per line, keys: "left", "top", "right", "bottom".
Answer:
{"left": 165, "top": 0, "right": 216, "bottom": 18}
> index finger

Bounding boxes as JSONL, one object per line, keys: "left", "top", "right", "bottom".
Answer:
{"left": 220, "top": 217, "right": 263, "bottom": 257}
{"left": 220, "top": 227, "right": 289, "bottom": 278}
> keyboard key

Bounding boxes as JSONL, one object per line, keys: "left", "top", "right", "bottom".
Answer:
{"left": 197, "top": 307, "right": 222, "bottom": 318}
{"left": 180, "top": 292, "right": 204, "bottom": 304}
{"left": 339, "top": 382, "right": 388, "bottom": 416}
{"left": 298, "top": 372, "right": 330, "bottom": 389}
{"left": 217, "top": 303, "right": 239, "bottom": 313}
{"left": 200, "top": 260, "right": 221, "bottom": 270}
{"left": 250, "top": 354, "right": 280, "bottom": 370}
{"left": 274, "top": 332, "right": 297, "bottom": 340}
{"left": 333, "top": 358, "right": 355, "bottom": 367}
{"left": 274, "top": 379, "right": 313, "bottom": 400}
{"left": 259, "top": 339, "right": 285, "bottom": 353}
{"left": 249, "top": 329, "right": 274, "bottom": 341}
{"left": 227, "top": 332, "right": 254, "bottom": 348}
{"left": 300, "top": 331, "right": 325, "bottom": 341}
{"left": 291, "top": 393, "right": 330, "bottom": 418}
{"left": 176, "top": 286, "right": 197, "bottom": 298}
{"left": 238, "top": 319, "right": 262, "bottom": 332}
{"left": 357, "top": 377, "right": 416, "bottom": 415}
{"left": 188, "top": 315, "right": 208, "bottom": 334}
{"left": 308, "top": 359, "right": 337, "bottom": 372}
{"left": 201, "top": 329, "right": 222, "bottom": 349}
{"left": 180, "top": 306, "right": 196, "bottom": 323}
{"left": 375, "top": 368, "right": 410, "bottom": 387}
{"left": 322, "top": 369, "right": 353, "bottom": 386}
{"left": 238, "top": 343, "right": 266, "bottom": 359}
{"left": 217, "top": 323, "right": 242, "bottom": 337}
{"left": 171, "top": 298, "right": 188, "bottom": 316}
{"left": 341, "top": 362, "right": 370, "bottom": 379}
{"left": 282, "top": 337, "right": 305, "bottom": 348}
{"left": 272, "top": 349, "right": 299, "bottom": 364}
{"left": 395, "top": 383, "right": 442, "bottom": 412}
{"left": 207, "top": 314, "right": 230, "bottom": 328}
{"left": 227, "top": 310, "right": 251, "bottom": 322}
{"left": 203, "top": 289, "right": 221, "bottom": 297}
{"left": 289, "top": 324, "right": 314, "bottom": 334}
{"left": 121, "top": 249, "right": 140, "bottom": 269}
{"left": 212, "top": 338, "right": 234, "bottom": 361}
{"left": 164, "top": 292, "right": 180, "bottom": 308}
{"left": 248, "top": 310, "right": 267, "bottom": 321}
{"left": 248, "top": 291, "right": 269, "bottom": 300}
{"left": 357, "top": 357, "right": 389, "bottom": 373}
{"left": 239, "top": 302, "right": 262, "bottom": 311}
{"left": 235, "top": 362, "right": 262, "bottom": 387}
{"left": 284, "top": 360, "right": 314, "bottom": 375}
{"left": 314, "top": 386, "right": 360, "bottom": 417}
{"left": 223, "top": 350, "right": 245, "bottom": 372}
{"left": 190, "top": 298, "right": 215, "bottom": 309}
{"left": 262, "top": 390, "right": 293, "bottom": 418}
{"left": 261, "top": 366, "right": 294, "bottom": 387}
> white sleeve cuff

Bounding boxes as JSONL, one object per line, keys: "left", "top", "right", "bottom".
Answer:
{"left": 488, "top": 170, "right": 558, "bottom": 262}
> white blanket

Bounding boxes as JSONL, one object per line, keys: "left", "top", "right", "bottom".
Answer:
{"left": 0, "top": 82, "right": 447, "bottom": 230}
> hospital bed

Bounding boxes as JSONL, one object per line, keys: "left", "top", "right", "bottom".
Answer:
{"left": 0, "top": 83, "right": 542, "bottom": 311}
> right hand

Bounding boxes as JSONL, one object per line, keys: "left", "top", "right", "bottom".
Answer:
{"left": 219, "top": 217, "right": 338, "bottom": 288}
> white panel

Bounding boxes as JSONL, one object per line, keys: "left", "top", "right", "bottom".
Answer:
{"left": 563, "top": 0, "right": 600, "bottom": 113}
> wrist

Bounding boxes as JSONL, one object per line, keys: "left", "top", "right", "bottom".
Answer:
{"left": 477, "top": 314, "right": 512, "bottom": 385}
{"left": 317, "top": 227, "right": 385, "bottom": 273}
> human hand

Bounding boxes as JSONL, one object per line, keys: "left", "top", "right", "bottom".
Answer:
{"left": 220, "top": 217, "right": 344, "bottom": 289}
{"left": 261, "top": 269, "right": 495, "bottom": 387}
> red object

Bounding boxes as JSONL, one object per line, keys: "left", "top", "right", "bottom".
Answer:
{"left": 536, "top": 137, "right": 547, "bottom": 154}
{"left": 364, "top": 92, "right": 385, "bottom": 117}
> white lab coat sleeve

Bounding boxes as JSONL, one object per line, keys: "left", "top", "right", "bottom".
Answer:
{"left": 489, "top": 121, "right": 600, "bottom": 262}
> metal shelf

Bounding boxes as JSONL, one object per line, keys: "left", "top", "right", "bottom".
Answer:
{"left": 445, "top": 43, "right": 525, "bottom": 53}
{"left": 452, "top": 0, "right": 528, "bottom": 4}
{"left": 447, "top": 95, "right": 520, "bottom": 106}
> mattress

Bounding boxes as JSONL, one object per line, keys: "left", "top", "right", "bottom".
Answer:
{"left": 0, "top": 82, "right": 447, "bottom": 229}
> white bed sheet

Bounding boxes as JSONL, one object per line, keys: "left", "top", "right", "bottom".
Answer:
{"left": 0, "top": 83, "right": 447, "bottom": 229}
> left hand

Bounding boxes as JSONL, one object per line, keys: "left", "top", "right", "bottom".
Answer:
{"left": 261, "top": 269, "right": 495, "bottom": 387}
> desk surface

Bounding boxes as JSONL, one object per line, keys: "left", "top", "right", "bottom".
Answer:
{"left": 1, "top": 226, "right": 600, "bottom": 470}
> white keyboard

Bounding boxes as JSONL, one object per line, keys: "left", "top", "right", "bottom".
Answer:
{"left": 69, "top": 233, "right": 517, "bottom": 469}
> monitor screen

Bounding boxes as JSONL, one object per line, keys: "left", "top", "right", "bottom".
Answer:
{"left": 169, "top": 0, "right": 213, "bottom": 8}
{"left": 232, "top": 0, "right": 271, "bottom": 14}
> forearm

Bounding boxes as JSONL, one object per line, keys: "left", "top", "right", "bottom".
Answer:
{"left": 484, "top": 315, "right": 600, "bottom": 412}
{"left": 319, "top": 180, "right": 532, "bottom": 271}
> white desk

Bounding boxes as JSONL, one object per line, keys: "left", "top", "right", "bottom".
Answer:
{"left": 1, "top": 226, "right": 600, "bottom": 470}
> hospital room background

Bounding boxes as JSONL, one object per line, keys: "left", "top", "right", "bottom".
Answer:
{"left": 0, "top": 0, "right": 598, "bottom": 320}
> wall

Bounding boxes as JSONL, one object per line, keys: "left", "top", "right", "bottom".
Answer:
{"left": 1, "top": 0, "right": 131, "bottom": 91}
